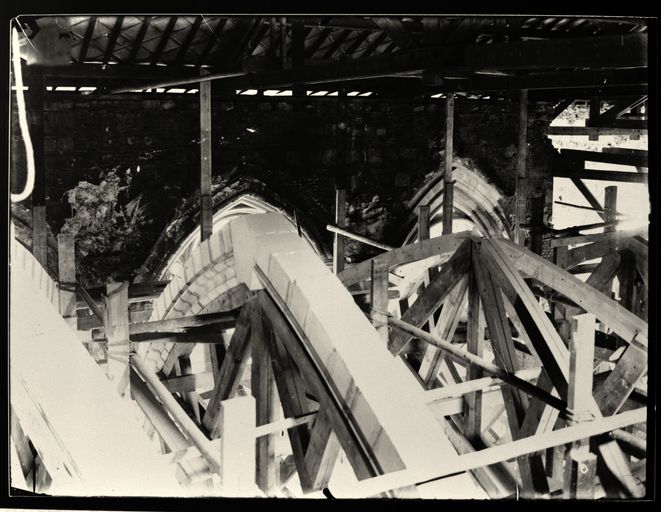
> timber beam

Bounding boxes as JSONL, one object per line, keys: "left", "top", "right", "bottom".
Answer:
{"left": 57, "top": 33, "right": 647, "bottom": 91}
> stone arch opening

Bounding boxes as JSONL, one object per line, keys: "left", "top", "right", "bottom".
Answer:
{"left": 401, "top": 160, "right": 510, "bottom": 245}
{"left": 157, "top": 193, "right": 326, "bottom": 282}
{"left": 136, "top": 180, "right": 330, "bottom": 283}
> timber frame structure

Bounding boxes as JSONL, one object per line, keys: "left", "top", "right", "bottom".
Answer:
{"left": 9, "top": 13, "right": 651, "bottom": 501}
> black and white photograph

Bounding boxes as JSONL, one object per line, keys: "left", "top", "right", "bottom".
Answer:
{"left": 6, "top": 11, "right": 653, "bottom": 501}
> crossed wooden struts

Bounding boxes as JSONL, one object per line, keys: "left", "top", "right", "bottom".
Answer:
{"left": 158, "top": 232, "right": 646, "bottom": 498}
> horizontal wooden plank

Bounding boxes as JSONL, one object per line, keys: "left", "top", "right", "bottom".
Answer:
{"left": 78, "top": 307, "right": 152, "bottom": 331}
{"left": 129, "top": 310, "right": 238, "bottom": 335}
{"left": 338, "top": 232, "right": 471, "bottom": 287}
{"left": 561, "top": 149, "right": 648, "bottom": 168}
{"left": 548, "top": 126, "right": 647, "bottom": 136}
{"left": 550, "top": 227, "right": 647, "bottom": 248}
{"left": 553, "top": 167, "right": 647, "bottom": 184}
{"left": 340, "top": 407, "right": 647, "bottom": 498}
{"left": 161, "top": 371, "right": 215, "bottom": 394}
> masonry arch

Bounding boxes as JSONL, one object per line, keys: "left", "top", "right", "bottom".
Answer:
{"left": 401, "top": 162, "right": 510, "bottom": 245}
{"left": 136, "top": 181, "right": 330, "bottom": 283}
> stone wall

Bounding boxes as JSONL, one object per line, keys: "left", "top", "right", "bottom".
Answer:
{"left": 10, "top": 91, "right": 559, "bottom": 285}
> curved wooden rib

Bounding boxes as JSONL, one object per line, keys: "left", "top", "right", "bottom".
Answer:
{"left": 495, "top": 238, "right": 647, "bottom": 348}
{"left": 338, "top": 231, "right": 471, "bottom": 287}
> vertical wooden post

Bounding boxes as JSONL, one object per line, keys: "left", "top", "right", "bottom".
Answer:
{"left": 417, "top": 204, "right": 431, "bottom": 241}
{"left": 333, "top": 189, "right": 346, "bottom": 274}
{"left": 464, "top": 267, "right": 484, "bottom": 442}
{"left": 588, "top": 97, "right": 600, "bottom": 141}
{"left": 200, "top": 69, "right": 213, "bottom": 242}
{"left": 549, "top": 245, "right": 570, "bottom": 481}
{"left": 604, "top": 185, "right": 617, "bottom": 233}
{"left": 564, "top": 313, "right": 597, "bottom": 498}
{"left": 280, "top": 17, "right": 288, "bottom": 70}
{"left": 567, "top": 314, "right": 596, "bottom": 428}
{"left": 103, "top": 281, "right": 130, "bottom": 398}
{"left": 251, "top": 309, "right": 277, "bottom": 496}
{"left": 514, "top": 89, "right": 528, "bottom": 245}
{"left": 32, "top": 206, "right": 48, "bottom": 268}
{"left": 370, "top": 258, "right": 389, "bottom": 343}
{"left": 57, "top": 234, "right": 76, "bottom": 329}
{"left": 269, "top": 17, "right": 279, "bottom": 67}
{"left": 178, "top": 355, "right": 201, "bottom": 423}
{"left": 29, "top": 71, "right": 47, "bottom": 266}
{"left": 530, "top": 195, "right": 545, "bottom": 255}
{"left": 291, "top": 21, "right": 306, "bottom": 98}
{"left": 442, "top": 94, "right": 455, "bottom": 235}
{"left": 220, "top": 396, "right": 257, "bottom": 496}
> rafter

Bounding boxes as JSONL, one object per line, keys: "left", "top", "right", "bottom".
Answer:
{"left": 103, "top": 16, "right": 124, "bottom": 65}
{"left": 197, "top": 17, "right": 227, "bottom": 68}
{"left": 305, "top": 27, "right": 333, "bottom": 58}
{"left": 151, "top": 16, "right": 179, "bottom": 66}
{"left": 175, "top": 16, "right": 203, "bottom": 66}
{"left": 78, "top": 16, "right": 97, "bottom": 63}
{"left": 127, "top": 16, "right": 151, "bottom": 65}
{"left": 321, "top": 29, "right": 352, "bottom": 60}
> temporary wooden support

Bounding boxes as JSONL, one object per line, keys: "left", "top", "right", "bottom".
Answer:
{"left": 483, "top": 239, "right": 570, "bottom": 395}
{"left": 594, "top": 342, "right": 647, "bottom": 417}
{"left": 604, "top": 186, "right": 618, "bottom": 234}
{"left": 326, "top": 224, "right": 394, "bottom": 251}
{"left": 476, "top": 240, "right": 558, "bottom": 494}
{"left": 389, "top": 240, "right": 471, "bottom": 355}
{"left": 130, "top": 369, "right": 189, "bottom": 453}
{"left": 554, "top": 166, "right": 648, "bottom": 184}
{"left": 436, "top": 416, "right": 514, "bottom": 498}
{"left": 103, "top": 281, "right": 130, "bottom": 398}
{"left": 57, "top": 234, "right": 76, "bottom": 329}
{"left": 32, "top": 206, "right": 48, "bottom": 268}
{"left": 131, "top": 355, "right": 221, "bottom": 475}
{"left": 387, "top": 316, "right": 564, "bottom": 413}
{"left": 495, "top": 238, "right": 648, "bottom": 348}
{"left": 255, "top": 292, "right": 384, "bottom": 486}
{"left": 340, "top": 407, "right": 646, "bottom": 499}
{"left": 548, "top": 126, "right": 647, "bottom": 137}
{"left": 514, "top": 89, "right": 528, "bottom": 245}
{"left": 564, "top": 314, "right": 598, "bottom": 500}
{"left": 219, "top": 396, "right": 257, "bottom": 496}
{"left": 202, "top": 303, "right": 253, "bottom": 438}
{"left": 588, "top": 97, "right": 601, "bottom": 141}
{"left": 571, "top": 178, "right": 608, "bottom": 222}
{"left": 442, "top": 94, "right": 455, "bottom": 235}
{"left": 251, "top": 308, "right": 277, "bottom": 496}
{"left": 417, "top": 204, "right": 431, "bottom": 241}
{"left": 200, "top": 69, "right": 213, "bottom": 242}
{"left": 550, "top": 227, "right": 647, "bottom": 248}
{"left": 333, "top": 189, "right": 347, "bottom": 274}
{"left": 161, "top": 371, "right": 214, "bottom": 394}
{"left": 562, "top": 149, "right": 649, "bottom": 168}
{"left": 464, "top": 269, "right": 484, "bottom": 441}
{"left": 493, "top": 238, "right": 646, "bottom": 496}
{"left": 370, "top": 258, "right": 390, "bottom": 343}
{"left": 129, "top": 310, "right": 238, "bottom": 336}
{"left": 343, "top": 229, "right": 466, "bottom": 283}
{"left": 567, "top": 314, "right": 597, "bottom": 427}
{"left": 304, "top": 408, "right": 341, "bottom": 492}
{"left": 178, "top": 356, "right": 201, "bottom": 423}
{"left": 418, "top": 277, "right": 468, "bottom": 388}
{"left": 265, "top": 324, "right": 315, "bottom": 491}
